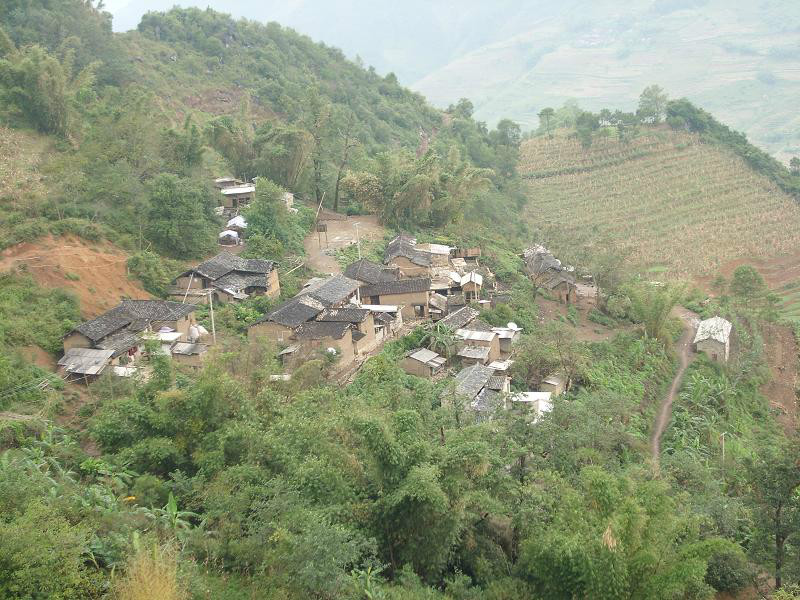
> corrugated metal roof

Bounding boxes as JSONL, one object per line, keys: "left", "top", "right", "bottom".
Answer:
{"left": 455, "top": 329, "right": 497, "bottom": 342}
{"left": 408, "top": 348, "right": 446, "bottom": 367}
{"left": 221, "top": 184, "right": 256, "bottom": 195}
{"left": 58, "top": 348, "right": 114, "bottom": 375}
{"left": 457, "top": 346, "right": 490, "bottom": 360}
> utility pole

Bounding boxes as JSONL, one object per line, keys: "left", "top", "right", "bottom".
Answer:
{"left": 208, "top": 291, "right": 217, "bottom": 345}
{"left": 354, "top": 221, "right": 361, "bottom": 259}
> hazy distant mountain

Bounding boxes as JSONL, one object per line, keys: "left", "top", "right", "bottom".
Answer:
{"left": 108, "top": 0, "right": 800, "bottom": 160}
{"left": 411, "top": 0, "right": 800, "bottom": 161}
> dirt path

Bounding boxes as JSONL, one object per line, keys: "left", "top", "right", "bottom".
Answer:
{"left": 303, "top": 214, "right": 385, "bottom": 275}
{"left": 650, "top": 307, "right": 698, "bottom": 467}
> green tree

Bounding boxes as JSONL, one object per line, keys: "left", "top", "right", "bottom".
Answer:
{"left": 637, "top": 85, "right": 669, "bottom": 124}
{"left": 0, "top": 42, "right": 96, "bottom": 136}
{"left": 146, "top": 174, "right": 215, "bottom": 258}
{"left": 629, "top": 282, "right": 684, "bottom": 346}
{"left": 729, "top": 265, "right": 766, "bottom": 304}
{"left": 791, "top": 157, "right": 800, "bottom": 176}
{"left": 745, "top": 435, "right": 800, "bottom": 590}
{"left": 538, "top": 107, "right": 555, "bottom": 138}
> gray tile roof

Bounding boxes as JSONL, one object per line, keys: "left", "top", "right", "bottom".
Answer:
{"left": 254, "top": 296, "right": 325, "bottom": 328}
{"left": 96, "top": 331, "right": 143, "bottom": 357}
{"left": 453, "top": 364, "right": 494, "bottom": 400}
{"left": 472, "top": 388, "right": 500, "bottom": 413}
{"left": 212, "top": 271, "right": 267, "bottom": 293}
{"left": 384, "top": 235, "right": 431, "bottom": 267}
{"left": 301, "top": 275, "right": 360, "bottom": 307}
{"left": 293, "top": 320, "right": 350, "bottom": 340}
{"left": 487, "top": 375, "right": 507, "bottom": 391}
{"left": 439, "top": 306, "right": 479, "bottom": 330}
{"left": 359, "top": 278, "right": 431, "bottom": 297}
{"left": 343, "top": 259, "right": 398, "bottom": 285}
{"left": 189, "top": 251, "right": 275, "bottom": 281}
{"left": 73, "top": 300, "right": 197, "bottom": 343}
{"left": 317, "top": 308, "right": 370, "bottom": 323}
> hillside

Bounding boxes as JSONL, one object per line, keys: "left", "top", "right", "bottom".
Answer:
{"left": 521, "top": 127, "right": 800, "bottom": 322}
{"left": 412, "top": 0, "right": 800, "bottom": 162}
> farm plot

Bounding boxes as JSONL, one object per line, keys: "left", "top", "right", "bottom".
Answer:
{"left": 521, "top": 130, "right": 800, "bottom": 278}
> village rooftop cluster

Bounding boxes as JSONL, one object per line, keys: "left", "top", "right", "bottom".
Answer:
{"left": 56, "top": 176, "right": 734, "bottom": 421}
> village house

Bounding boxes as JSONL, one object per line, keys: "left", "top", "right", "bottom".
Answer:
{"left": 316, "top": 307, "right": 376, "bottom": 354}
{"left": 218, "top": 229, "right": 242, "bottom": 247}
{"left": 171, "top": 342, "right": 209, "bottom": 369}
{"left": 540, "top": 373, "right": 567, "bottom": 396}
{"left": 439, "top": 306, "right": 480, "bottom": 331}
{"left": 383, "top": 235, "right": 432, "bottom": 277}
{"left": 63, "top": 300, "right": 199, "bottom": 367}
{"left": 416, "top": 243, "right": 452, "bottom": 267}
{"left": 428, "top": 292, "right": 448, "bottom": 320}
{"left": 451, "top": 246, "right": 481, "bottom": 264}
{"left": 358, "top": 277, "right": 431, "bottom": 320}
{"left": 292, "top": 321, "right": 355, "bottom": 366}
{"left": 400, "top": 348, "right": 447, "bottom": 378}
{"left": 359, "top": 305, "right": 404, "bottom": 342}
{"left": 542, "top": 272, "right": 578, "bottom": 304}
{"left": 300, "top": 275, "right": 360, "bottom": 308}
{"left": 457, "top": 345, "right": 491, "bottom": 366}
{"left": 220, "top": 183, "right": 256, "bottom": 213}
{"left": 214, "top": 176, "right": 243, "bottom": 190}
{"left": 460, "top": 271, "right": 483, "bottom": 301}
{"left": 492, "top": 324, "right": 522, "bottom": 355}
{"left": 522, "top": 244, "right": 578, "bottom": 304}
{"left": 693, "top": 316, "right": 732, "bottom": 363}
{"left": 446, "top": 364, "right": 511, "bottom": 420}
{"left": 248, "top": 296, "right": 325, "bottom": 343}
{"left": 57, "top": 348, "right": 115, "bottom": 382}
{"left": 226, "top": 215, "right": 248, "bottom": 237}
{"left": 248, "top": 275, "right": 359, "bottom": 343}
{"left": 171, "top": 252, "right": 279, "bottom": 304}
{"left": 456, "top": 328, "right": 501, "bottom": 364}
{"left": 510, "top": 392, "right": 553, "bottom": 422}
{"left": 343, "top": 258, "right": 399, "bottom": 285}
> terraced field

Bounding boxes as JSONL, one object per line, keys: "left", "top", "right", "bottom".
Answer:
{"left": 521, "top": 129, "right": 800, "bottom": 279}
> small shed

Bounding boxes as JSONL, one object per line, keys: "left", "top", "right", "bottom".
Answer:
{"left": 58, "top": 348, "right": 115, "bottom": 382}
{"left": 220, "top": 183, "right": 256, "bottom": 209}
{"left": 540, "top": 373, "right": 567, "bottom": 396}
{"left": 455, "top": 328, "right": 500, "bottom": 363}
{"left": 401, "top": 348, "right": 447, "bottom": 378}
{"left": 511, "top": 392, "right": 553, "bottom": 422}
{"left": 457, "top": 345, "right": 491, "bottom": 366}
{"left": 460, "top": 271, "right": 483, "bottom": 301}
{"left": 218, "top": 230, "right": 240, "bottom": 246}
{"left": 171, "top": 342, "right": 209, "bottom": 368}
{"left": 226, "top": 215, "right": 248, "bottom": 233}
{"left": 693, "top": 316, "right": 732, "bottom": 363}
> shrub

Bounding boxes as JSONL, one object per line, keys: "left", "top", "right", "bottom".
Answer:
{"left": 113, "top": 542, "right": 186, "bottom": 600}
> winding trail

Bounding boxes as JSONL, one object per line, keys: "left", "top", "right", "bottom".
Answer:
{"left": 650, "top": 307, "right": 698, "bottom": 468}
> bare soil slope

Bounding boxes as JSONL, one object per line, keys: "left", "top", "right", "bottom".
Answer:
{"left": 0, "top": 235, "right": 151, "bottom": 318}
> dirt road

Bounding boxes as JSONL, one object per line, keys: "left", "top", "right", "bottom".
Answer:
{"left": 303, "top": 214, "right": 385, "bottom": 275}
{"left": 650, "top": 307, "right": 698, "bottom": 467}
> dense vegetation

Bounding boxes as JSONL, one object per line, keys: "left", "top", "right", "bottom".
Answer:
{"left": 1, "top": 2, "right": 800, "bottom": 599}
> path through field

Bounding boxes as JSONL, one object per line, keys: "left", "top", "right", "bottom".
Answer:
{"left": 650, "top": 307, "right": 698, "bottom": 468}
{"left": 303, "top": 214, "right": 385, "bottom": 275}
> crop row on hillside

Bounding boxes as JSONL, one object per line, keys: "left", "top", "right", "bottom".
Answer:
{"left": 521, "top": 131, "right": 800, "bottom": 277}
